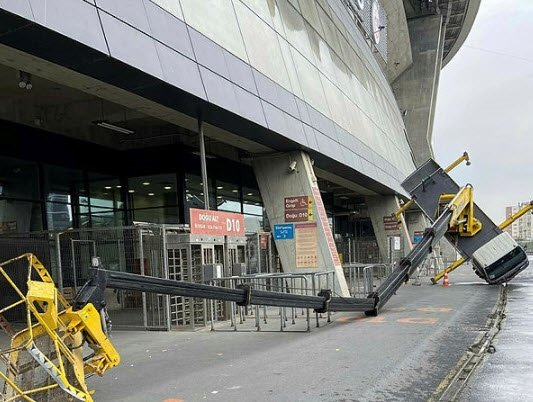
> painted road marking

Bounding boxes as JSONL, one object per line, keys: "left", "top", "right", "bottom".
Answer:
{"left": 336, "top": 315, "right": 439, "bottom": 325}
{"left": 416, "top": 307, "right": 452, "bottom": 313}
{"left": 337, "top": 315, "right": 385, "bottom": 323}
{"left": 396, "top": 317, "right": 439, "bottom": 325}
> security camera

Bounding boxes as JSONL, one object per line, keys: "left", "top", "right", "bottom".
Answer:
{"left": 288, "top": 160, "right": 297, "bottom": 172}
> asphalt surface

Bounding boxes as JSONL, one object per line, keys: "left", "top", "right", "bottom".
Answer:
{"left": 88, "top": 267, "right": 500, "bottom": 402}
{"left": 460, "top": 257, "right": 533, "bottom": 402}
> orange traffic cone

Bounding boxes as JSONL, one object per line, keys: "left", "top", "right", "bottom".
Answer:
{"left": 442, "top": 272, "right": 450, "bottom": 287}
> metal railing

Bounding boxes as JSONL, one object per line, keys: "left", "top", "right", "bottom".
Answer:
{"left": 207, "top": 271, "right": 336, "bottom": 332}
{"left": 343, "top": 263, "right": 393, "bottom": 297}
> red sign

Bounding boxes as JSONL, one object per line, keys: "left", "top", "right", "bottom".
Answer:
{"left": 284, "top": 196, "right": 313, "bottom": 222}
{"left": 383, "top": 215, "right": 400, "bottom": 231}
{"left": 190, "top": 208, "right": 245, "bottom": 236}
{"left": 259, "top": 233, "right": 269, "bottom": 250}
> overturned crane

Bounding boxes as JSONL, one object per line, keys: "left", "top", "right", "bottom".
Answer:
{"left": 0, "top": 157, "right": 529, "bottom": 401}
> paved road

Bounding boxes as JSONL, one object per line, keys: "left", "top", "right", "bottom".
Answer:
{"left": 89, "top": 267, "right": 499, "bottom": 402}
{"left": 460, "top": 258, "right": 533, "bottom": 402}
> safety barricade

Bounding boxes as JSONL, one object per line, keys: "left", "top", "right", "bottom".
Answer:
{"left": 343, "top": 263, "right": 393, "bottom": 297}
{"left": 207, "top": 271, "right": 336, "bottom": 333}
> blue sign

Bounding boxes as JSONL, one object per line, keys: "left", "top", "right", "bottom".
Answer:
{"left": 413, "top": 231, "right": 424, "bottom": 244}
{"left": 274, "top": 224, "right": 294, "bottom": 240}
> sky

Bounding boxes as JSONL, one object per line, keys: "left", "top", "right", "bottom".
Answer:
{"left": 433, "top": 0, "right": 533, "bottom": 223}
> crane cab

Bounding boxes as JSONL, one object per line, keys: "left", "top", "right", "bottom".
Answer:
{"left": 472, "top": 232, "right": 529, "bottom": 284}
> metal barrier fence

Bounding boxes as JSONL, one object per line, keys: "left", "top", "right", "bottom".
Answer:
{"left": 207, "top": 271, "right": 336, "bottom": 332}
{"left": 57, "top": 224, "right": 169, "bottom": 330}
{"left": 343, "top": 263, "right": 393, "bottom": 297}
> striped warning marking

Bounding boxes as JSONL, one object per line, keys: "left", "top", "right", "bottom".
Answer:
{"left": 163, "top": 399, "right": 184, "bottom": 402}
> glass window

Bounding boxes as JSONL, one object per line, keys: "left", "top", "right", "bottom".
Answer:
{"left": 128, "top": 174, "right": 177, "bottom": 209}
{"left": 185, "top": 174, "right": 216, "bottom": 221}
{"left": 46, "top": 201, "right": 73, "bottom": 230}
{"left": 215, "top": 180, "right": 241, "bottom": 213}
{"left": 88, "top": 174, "right": 123, "bottom": 210}
{"left": 242, "top": 187, "right": 262, "bottom": 216}
{"left": 0, "top": 156, "right": 39, "bottom": 200}
{"left": 43, "top": 165, "right": 85, "bottom": 204}
{"left": 89, "top": 210, "right": 124, "bottom": 228}
{"left": 0, "top": 199, "right": 42, "bottom": 233}
{"left": 132, "top": 207, "right": 178, "bottom": 225}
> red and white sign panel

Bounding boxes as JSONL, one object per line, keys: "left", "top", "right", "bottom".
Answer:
{"left": 189, "top": 208, "right": 245, "bottom": 236}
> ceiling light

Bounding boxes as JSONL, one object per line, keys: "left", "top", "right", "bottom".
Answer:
{"left": 116, "top": 185, "right": 122, "bottom": 189}
{"left": 148, "top": 193, "right": 155, "bottom": 196}
{"left": 164, "top": 186, "right": 172, "bottom": 190}
{"left": 217, "top": 186, "right": 223, "bottom": 190}
{"left": 128, "top": 190, "right": 135, "bottom": 193}
{"left": 232, "top": 189, "right": 239, "bottom": 193}
{"left": 247, "top": 192, "right": 253, "bottom": 196}
{"left": 217, "top": 196, "right": 222, "bottom": 199}
{"left": 142, "top": 182, "right": 150, "bottom": 186}
{"left": 191, "top": 151, "right": 216, "bottom": 159}
{"left": 93, "top": 120, "right": 134, "bottom": 135}
{"left": 18, "top": 71, "right": 32, "bottom": 90}
{"left": 104, "top": 186, "right": 112, "bottom": 189}
{"left": 200, "top": 192, "right": 204, "bottom": 196}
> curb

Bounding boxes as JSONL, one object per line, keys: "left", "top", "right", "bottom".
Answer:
{"left": 428, "top": 284, "right": 508, "bottom": 402}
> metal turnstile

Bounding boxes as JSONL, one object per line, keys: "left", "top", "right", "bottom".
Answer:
{"left": 166, "top": 233, "right": 224, "bottom": 329}
{"left": 225, "top": 235, "right": 247, "bottom": 276}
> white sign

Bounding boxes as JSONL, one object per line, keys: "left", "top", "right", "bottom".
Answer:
{"left": 393, "top": 236, "right": 401, "bottom": 251}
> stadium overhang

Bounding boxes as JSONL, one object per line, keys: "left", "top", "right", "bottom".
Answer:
{"left": 402, "top": 0, "right": 481, "bottom": 67}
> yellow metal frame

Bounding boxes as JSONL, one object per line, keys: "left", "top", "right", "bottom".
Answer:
{"left": 0, "top": 253, "right": 120, "bottom": 402}
{"left": 446, "top": 185, "right": 482, "bottom": 237}
{"left": 393, "top": 152, "right": 471, "bottom": 221}
{"left": 431, "top": 201, "right": 533, "bottom": 283}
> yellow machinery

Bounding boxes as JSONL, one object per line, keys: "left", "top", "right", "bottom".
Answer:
{"left": 394, "top": 152, "right": 470, "bottom": 221}
{"left": 0, "top": 253, "right": 120, "bottom": 402}
{"left": 431, "top": 201, "right": 533, "bottom": 284}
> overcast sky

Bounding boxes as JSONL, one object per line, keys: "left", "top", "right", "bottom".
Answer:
{"left": 433, "top": 0, "right": 533, "bottom": 223}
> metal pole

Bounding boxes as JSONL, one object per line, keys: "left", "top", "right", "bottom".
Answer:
{"left": 139, "top": 227, "right": 148, "bottom": 329}
{"left": 198, "top": 117, "right": 210, "bottom": 210}
{"left": 162, "top": 225, "right": 171, "bottom": 331}
{"left": 55, "top": 233, "right": 63, "bottom": 292}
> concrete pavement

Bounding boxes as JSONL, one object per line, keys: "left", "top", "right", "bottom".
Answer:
{"left": 459, "top": 257, "right": 533, "bottom": 402}
{"left": 89, "top": 266, "right": 500, "bottom": 402}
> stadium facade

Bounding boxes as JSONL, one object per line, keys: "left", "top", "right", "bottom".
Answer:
{"left": 0, "top": 0, "right": 479, "bottom": 294}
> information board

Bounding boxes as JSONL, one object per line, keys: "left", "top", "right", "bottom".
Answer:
{"left": 273, "top": 224, "right": 294, "bottom": 240}
{"left": 189, "top": 208, "right": 245, "bottom": 236}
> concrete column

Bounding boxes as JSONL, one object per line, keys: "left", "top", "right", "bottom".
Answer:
{"left": 253, "top": 151, "right": 350, "bottom": 297}
{"left": 392, "top": 14, "right": 444, "bottom": 166}
{"left": 366, "top": 195, "right": 411, "bottom": 263}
